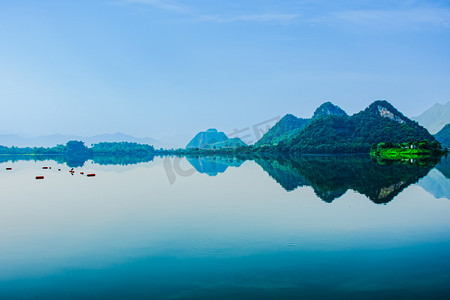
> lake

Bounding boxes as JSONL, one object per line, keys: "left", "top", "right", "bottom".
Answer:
{"left": 1, "top": 155, "right": 450, "bottom": 299}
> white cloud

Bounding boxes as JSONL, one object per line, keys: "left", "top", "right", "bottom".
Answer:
{"left": 123, "top": 0, "right": 190, "bottom": 14}
{"left": 120, "top": 0, "right": 299, "bottom": 25}
{"left": 120, "top": 0, "right": 450, "bottom": 28}
{"left": 198, "top": 13, "right": 299, "bottom": 24}
{"left": 320, "top": 7, "right": 450, "bottom": 29}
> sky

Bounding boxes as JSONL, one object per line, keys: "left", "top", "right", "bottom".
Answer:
{"left": 0, "top": 0, "right": 449, "bottom": 141}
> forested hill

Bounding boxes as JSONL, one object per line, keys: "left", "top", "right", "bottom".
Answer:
{"left": 254, "top": 114, "right": 309, "bottom": 147}
{"left": 256, "top": 100, "right": 437, "bottom": 154}
{"left": 435, "top": 124, "right": 450, "bottom": 149}
{"left": 255, "top": 102, "right": 345, "bottom": 147}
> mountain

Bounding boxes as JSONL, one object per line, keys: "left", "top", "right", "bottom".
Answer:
{"left": 266, "top": 100, "right": 436, "bottom": 154}
{"left": 413, "top": 102, "right": 450, "bottom": 134}
{"left": 186, "top": 128, "right": 246, "bottom": 149}
{"left": 0, "top": 132, "right": 165, "bottom": 148}
{"left": 255, "top": 114, "right": 309, "bottom": 146}
{"left": 255, "top": 102, "right": 345, "bottom": 147}
{"left": 202, "top": 138, "right": 247, "bottom": 149}
{"left": 434, "top": 124, "right": 450, "bottom": 148}
{"left": 312, "top": 101, "right": 348, "bottom": 119}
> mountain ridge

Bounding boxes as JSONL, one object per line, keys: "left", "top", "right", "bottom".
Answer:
{"left": 186, "top": 128, "right": 247, "bottom": 149}
{"left": 0, "top": 132, "right": 166, "bottom": 148}
{"left": 413, "top": 101, "right": 450, "bottom": 134}
{"left": 255, "top": 102, "right": 346, "bottom": 147}
{"left": 434, "top": 124, "right": 450, "bottom": 149}
{"left": 256, "top": 100, "right": 437, "bottom": 154}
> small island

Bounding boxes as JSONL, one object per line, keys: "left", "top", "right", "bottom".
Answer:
{"left": 370, "top": 140, "right": 445, "bottom": 160}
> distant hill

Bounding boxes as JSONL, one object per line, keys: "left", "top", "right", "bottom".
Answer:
{"left": 255, "top": 102, "right": 345, "bottom": 147}
{"left": 257, "top": 100, "right": 436, "bottom": 154}
{"left": 413, "top": 102, "right": 450, "bottom": 134}
{"left": 203, "top": 137, "right": 246, "bottom": 149}
{"left": 0, "top": 132, "right": 165, "bottom": 148}
{"left": 434, "top": 124, "right": 450, "bottom": 148}
{"left": 186, "top": 128, "right": 246, "bottom": 149}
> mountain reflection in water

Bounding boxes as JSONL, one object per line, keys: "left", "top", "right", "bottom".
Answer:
{"left": 185, "top": 155, "right": 439, "bottom": 204}
{"left": 2, "top": 153, "right": 447, "bottom": 203}
{"left": 187, "top": 156, "right": 245, "bottom": 176}
{"left": 254, "top": 155, "right": 436, "bottom": 204}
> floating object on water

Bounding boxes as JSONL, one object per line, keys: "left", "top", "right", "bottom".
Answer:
{"left": 36, "top": 176, "right": 44, "bottom": 180}
{"left": 49, "top": 167, "right": 51, "bottom": 169}
{"left": 87, "top": 173, "right": 96, "bottom": 177}
{"left": 42, "top": 167, "right": 48, "bottom": 169}
{"left": 80, "top": 172, "right": 84, "bottom": 175}
{"left": 58, "top": 169, "right": 61, "bottom": 171}
{"left": 6, "top": 168, "right": 12, "bottom": 170}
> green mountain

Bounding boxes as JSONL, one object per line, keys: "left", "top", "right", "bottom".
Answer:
{"left": 254, "top": 114, "right": 309, "bottom": 146}
{"left": 261, "top": 100, "right": 436, "bottom": 154}
{"left": 434, "top": 124, "right": 450, "bottom": 148}
{"left": 255, "top": 102, "right": 345, "bottom": 147}
{"left": 413, "top": 102, "right": 450, "bottom": 134}
{"left": 186, "top": 128, "right": 246, "bottom": 149}
{"left": 312, "top": 101, "right": 347, "bottom": 119}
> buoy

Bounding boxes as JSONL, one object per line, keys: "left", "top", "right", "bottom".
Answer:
{"left": 6, "top": 168, "right": 12, "bottom": 170}
{"left": 58, "top": 169, "right": 61, "bottom": 171}
{"left": 36, "top": 176, "right": 44, "bottom": 180}
{"left": 87, "top": 174, "right": 96, "bottom": 177}
{"left": 80, "top": 172, "right": 84, "bottom": 175}
{"left": 42, "top": 167, "right": 48, "bottom": 169}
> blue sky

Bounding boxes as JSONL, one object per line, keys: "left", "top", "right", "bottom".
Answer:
{"left": 0, "top": 0, "right": 449, "bottom": 140}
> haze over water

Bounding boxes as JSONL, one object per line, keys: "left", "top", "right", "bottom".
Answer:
{"left": 1, "top": 156, "right": 450, "bottom": 299}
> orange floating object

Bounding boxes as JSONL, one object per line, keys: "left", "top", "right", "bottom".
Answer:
{"left": 87, "top": 174, "right": 96, "bottom": 177}
{"left": 36, "top": 176, "right": 44, "bottom": 180}
{"left": 80, "top": 172, "right": 84, "bottom": 175}
{"left": 6, "top": 168, "right": 12, "bottom": 170}
{"left": 42, "top": 167, "right": 48, "bottom": 169}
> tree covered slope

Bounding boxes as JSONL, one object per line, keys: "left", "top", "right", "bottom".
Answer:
{"left": 256, "top": 100, "right": 437, "bottom": 154}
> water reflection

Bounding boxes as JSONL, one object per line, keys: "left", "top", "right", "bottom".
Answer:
{"left": 2, "top": 153, "right": 448, "bottom": 203}
{"left": 254, "top": 155, "right": 436, "bottom": 204}
{"left": 187, "top": 156, "right": 245, "bottom": 176}
{"left": 2, "top": 155, "right": 450, "bottom": 299}
{"left": 0, "top": 154, "right": 156, "bottom": 167}
{"left": 418, "top": 156, "right": 450, "bottom": 200}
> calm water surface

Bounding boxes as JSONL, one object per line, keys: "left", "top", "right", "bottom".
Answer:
{"left": 1, "top": 155, "right": 450, "bottom": 299}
